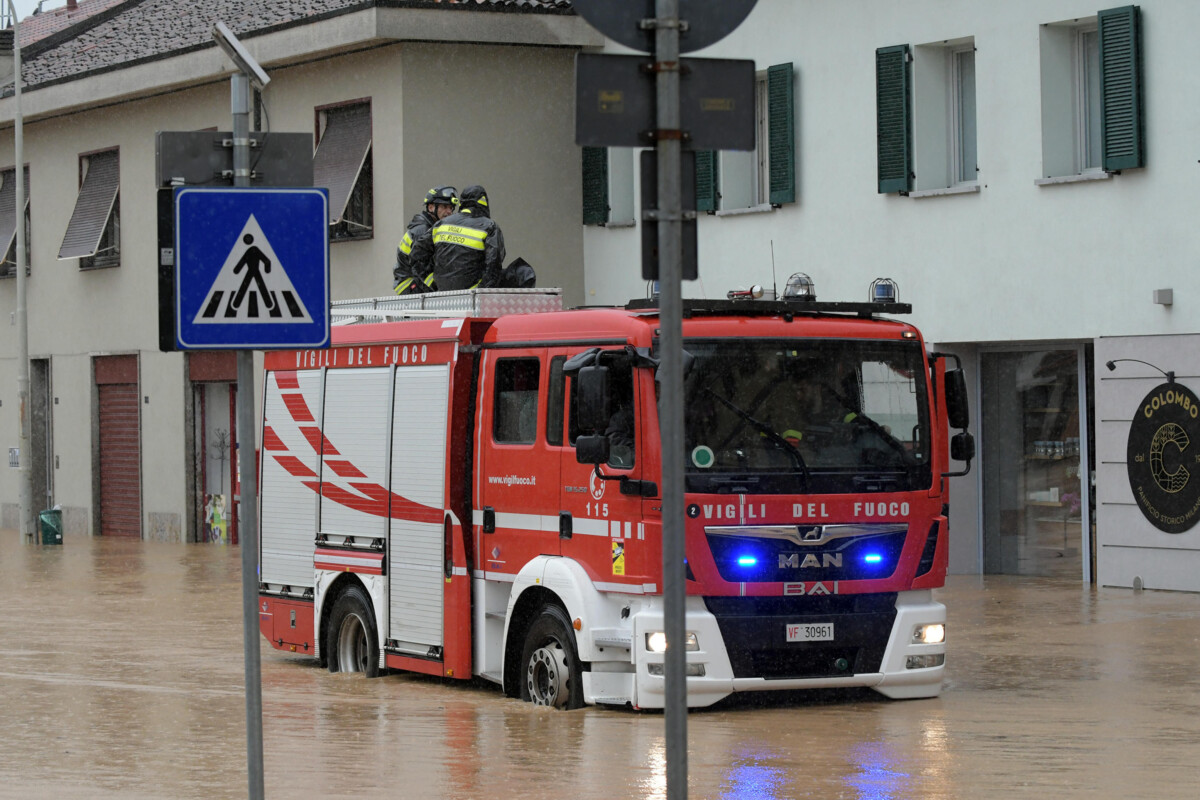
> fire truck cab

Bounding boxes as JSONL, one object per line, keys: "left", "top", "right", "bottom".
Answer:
{"left": 258, "top": 288, "right": 972, "bottom": 709}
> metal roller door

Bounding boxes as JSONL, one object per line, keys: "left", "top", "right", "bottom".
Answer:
{"left": 96, "top": 355, "right": 140, "bottom": 538}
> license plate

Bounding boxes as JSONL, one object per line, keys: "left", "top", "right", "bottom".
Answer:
{"left": 787, "top": 622, "right": 834, "bottom": 642}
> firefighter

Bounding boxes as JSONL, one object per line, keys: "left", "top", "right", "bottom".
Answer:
{"left": 393, "top": 185, "right": 458, "bottom": 295}
{"left": 410, "top": 184, "right": 505, "bottom": 291}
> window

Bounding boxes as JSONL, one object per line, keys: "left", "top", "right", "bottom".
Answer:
{"left": 696, "top": 62, "right": 795, "bottom": 213}
{"left": 58, "top": 149, "right": 119, "bottom": 269}
{"left": 681, "top": 338, "right": 931, "bottom": 495}
{"left": 494, "top": 358, "right": 540, "bottom": 444}
{"left": 581, "top": 147, "right": 635, "bottom": 226}
{"left": 314, "top": 100, "right": 373, "bottom": 241}
{"left": 1039, "top": 6, "right": 1143, "bottom": 180}
{"left": 0, "top": 165, "right": 29, "bottom": 279}
{"left": 547, "top": 356, "right": 566, "bottom": 446}
{"left": 879, "top": 38, "right": 978, "bottom": 194}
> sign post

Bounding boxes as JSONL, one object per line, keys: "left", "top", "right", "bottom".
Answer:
{"left": 195, "top": 20, "right": 330, "bottom": 800}
{"left": 571, "top": 2, "right": 758, "bottom": 798}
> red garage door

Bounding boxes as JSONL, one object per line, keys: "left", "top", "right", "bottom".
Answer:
{"left": 96, "top": 355, "right": 141, "bottom": 538}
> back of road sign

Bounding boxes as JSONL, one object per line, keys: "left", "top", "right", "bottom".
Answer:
{"left": 174, "top": 187, "right": 330, "bottom": 350}
{"left": 571, "top": 0, "right": 758, "bottom": 54}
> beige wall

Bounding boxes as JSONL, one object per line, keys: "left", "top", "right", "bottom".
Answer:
{"left": 401, "top": 43, "right": 585, "bottom": 306}
{"left": 0, "top": 37, "right": 587, "bottom": 539}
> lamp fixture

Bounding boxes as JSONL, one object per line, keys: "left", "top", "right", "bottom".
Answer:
{"left": 1105, "top": 358, "right": 1175, "bottom": 384}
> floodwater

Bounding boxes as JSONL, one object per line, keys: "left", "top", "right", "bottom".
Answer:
{"left": 2, "top": 530, "right": 1199, "bottom": 799}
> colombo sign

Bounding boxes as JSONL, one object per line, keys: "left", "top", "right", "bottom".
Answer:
{"left": 1126, "top": 381, "right": 1200, "bottom": 533}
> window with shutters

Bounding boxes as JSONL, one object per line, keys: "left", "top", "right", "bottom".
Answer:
{"left": 314, "top": 100, "right": 373, "bottom": 241}
{"left": 1038, "top": 7, "right": 1142, "bottom": 183}
{"left": 58, "top": 149, "right": 119, "bottom": 270}
{"left": 0, "top": 165, "right": 29, "bottom": 279}
{"left": 900, "top": 37, "right": 979, "bottom": 196}
{"left": 707, "top": 63, "right": 795, "bottom": 214}
{"left": 581, "top": 147, "right": 634, "bottom": 227}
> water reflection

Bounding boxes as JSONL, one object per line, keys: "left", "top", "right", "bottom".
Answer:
{"left": 844, "top": 741, "right": 912, "bottom": 800}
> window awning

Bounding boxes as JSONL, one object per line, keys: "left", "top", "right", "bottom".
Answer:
{"left": 58, "top": 150, "right": 119, "bottom": 260}
{"left": 312, "top": 104, "right": 372, "bottom": 225}
{"left": 0, "top": 165, "right": 29, "bottom": 257}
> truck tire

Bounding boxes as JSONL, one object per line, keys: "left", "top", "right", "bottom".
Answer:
{"left": 326, "top": 584, "right": 380, "bottom": 677}
{"left": 519, "top": 604, "right": 584, "bottom": 709}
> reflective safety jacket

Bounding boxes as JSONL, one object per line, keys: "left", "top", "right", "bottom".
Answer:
{"left": 410, "top": 206, "right": 505, "bottom": 292}
{"left": 393, "top": 210, "right": 439, "bottom": 295}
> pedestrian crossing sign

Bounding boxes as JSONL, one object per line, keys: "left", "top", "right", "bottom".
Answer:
{"left": 175, "top": 187, "right": 329, "bottom": 349}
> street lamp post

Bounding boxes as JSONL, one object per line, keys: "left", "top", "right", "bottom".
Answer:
{"left": 7, "top": 1, "right": 31, "bottom": 544}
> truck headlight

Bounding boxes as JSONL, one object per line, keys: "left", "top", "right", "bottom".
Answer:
{"left": 645, "top": 632, "right": 699, "bottom": 653}
{"left": 912, "top": 623, "right": 945, "bottom": 645}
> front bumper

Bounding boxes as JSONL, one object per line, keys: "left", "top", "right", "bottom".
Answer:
{"left": 584, "top": 590, "right": 945, "bottom": 709}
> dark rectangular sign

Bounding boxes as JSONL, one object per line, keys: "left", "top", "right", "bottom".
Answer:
{"left": 155, "top": 131, "right": 313, "bottom": 188}
{"left": 576, "top": 53, "right": 756, "bottom": 150}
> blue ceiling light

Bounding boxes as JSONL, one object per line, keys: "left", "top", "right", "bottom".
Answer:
{"left": 737, "top": 555, "right": 758, "bottom": 568}
{"left": 863, "top": 552, "right": 884, "bottom": 565}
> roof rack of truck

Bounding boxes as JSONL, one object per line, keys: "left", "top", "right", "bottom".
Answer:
{"left": 331, "top": 288, "right": 563, "bottom": 325}
{"left": 624, "top": 298, "right": 912, "bottom": 318}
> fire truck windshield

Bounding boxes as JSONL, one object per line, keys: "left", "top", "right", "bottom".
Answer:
{"left": 681, "top": 338, "right": 932, "bottom": 494}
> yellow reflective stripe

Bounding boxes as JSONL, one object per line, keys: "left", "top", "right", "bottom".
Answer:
{"left": 782, "top": 429, "right": 804, "bottom": 441}
{"left": 438, "top": 225, "right": 486, "bottom": 241}
{"left": 395, "top": 278, "right": 413, "bottom": 294}
{"left": 476, "top": 196, "right": 488, "bottom": 207}
{"left": 422, "top": 273, "right": 436, "bottom": 287}
{"left": 469, "top": 279, "right": 482, "bottom": 289}
{"left": 399, "top": 232, "right": 414, "bottom": 255}
{"left": 433, "top": 225, "right": 487, "bottom": 250}
{"left": 843, "top": 412, "right": 858, "bottom": 423}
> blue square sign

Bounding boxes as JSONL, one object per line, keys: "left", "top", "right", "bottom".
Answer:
{"left": 175, "top": 187, "right": 330, "bottom": 349}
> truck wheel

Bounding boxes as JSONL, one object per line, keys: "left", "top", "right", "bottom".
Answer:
{"left": 520, "top": 604, "right": 583, "bottom": 709}
{"left": 327, "top": 584, "right": 380, "bottom": 677}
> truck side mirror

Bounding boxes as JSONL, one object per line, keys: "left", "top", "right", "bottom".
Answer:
{"left": 950, "top": 431, "right": 975, "bottom": 463}
{"left": 945, "top": 368, "right": 969, "bottom": 430}
{"left": 575, "top": 365, "right": 610, "bottom": 433}
{"left": 576, "top": 434, "right": 610, "bottom": 465}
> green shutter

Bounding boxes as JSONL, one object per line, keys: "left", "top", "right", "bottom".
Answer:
{"left": 695, "top": 150, "right": 718, "bottom": 212}
{"left": 876, "top": 44, "right": 911, "bottom": 194}
{"left": 1099, "top": 5, "right": 1144, "bottom": 171}
{"left": 767, "top": 63, "right": 796, "bottom": 206}
{"left": 582, "top": 146, "right": 609, "bottom": 225}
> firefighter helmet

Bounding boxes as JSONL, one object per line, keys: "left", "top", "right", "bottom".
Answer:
{"left": 459, "top": 185, "right": 489, "bottom": 209}
{"left": 424, "top": 185, "right": 458, "bottom": 207}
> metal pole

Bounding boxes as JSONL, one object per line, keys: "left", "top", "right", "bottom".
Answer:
{"left": 654, "top": 0, "right": 687, "bottom": 797}
{"left": 8, "top": 2, "right": 31, "bottom": 544}
{"left": 231, "top": 72, "right": 265, "bottom": 800}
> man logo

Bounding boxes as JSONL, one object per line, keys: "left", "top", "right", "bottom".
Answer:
{"left": 779, "top": 553, "right": 843, "bottom": 569}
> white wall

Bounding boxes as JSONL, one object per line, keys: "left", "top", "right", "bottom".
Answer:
{"left": 583, "top": 0, "right": 1196, "bottom": 345}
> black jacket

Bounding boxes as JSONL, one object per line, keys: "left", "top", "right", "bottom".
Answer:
{"left": 411, "top": 205, "right": 505, "bottom": 291}
{"left": 393, "top": 209, "right": 438, "bottom": 294}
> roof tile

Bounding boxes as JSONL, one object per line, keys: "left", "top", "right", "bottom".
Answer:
{"left": 18, "top": 0, "right": 574, "bottom": 89}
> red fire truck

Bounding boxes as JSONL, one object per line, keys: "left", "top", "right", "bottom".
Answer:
{"left": 258, "top": 287, "right": 973, "bottom": 709}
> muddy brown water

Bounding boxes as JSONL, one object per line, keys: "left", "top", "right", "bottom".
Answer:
{"left": 2, "top": 530, "right": 1198, "bottom": 799}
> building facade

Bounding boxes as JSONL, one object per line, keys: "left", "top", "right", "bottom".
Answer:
{"left": 3, "top": 0, "right": 1197, "bottom": 594}
{"left": 581, "top": 0, "right": 1200, "bottom": 591}
{"left": 0, "top": 0, "right": 600, "bottom": 541}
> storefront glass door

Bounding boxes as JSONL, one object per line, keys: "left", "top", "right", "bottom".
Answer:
{"left": 981, "top": 347, "right": 1093, "bottom": 579}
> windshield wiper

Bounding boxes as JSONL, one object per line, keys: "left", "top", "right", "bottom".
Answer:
{"left": 702, "top": 388, "right": 810, "bottom": 489}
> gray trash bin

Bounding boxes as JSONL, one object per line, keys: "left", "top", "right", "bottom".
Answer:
{"left": 38, "top": 509, "right": 63, "bottom": 545}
